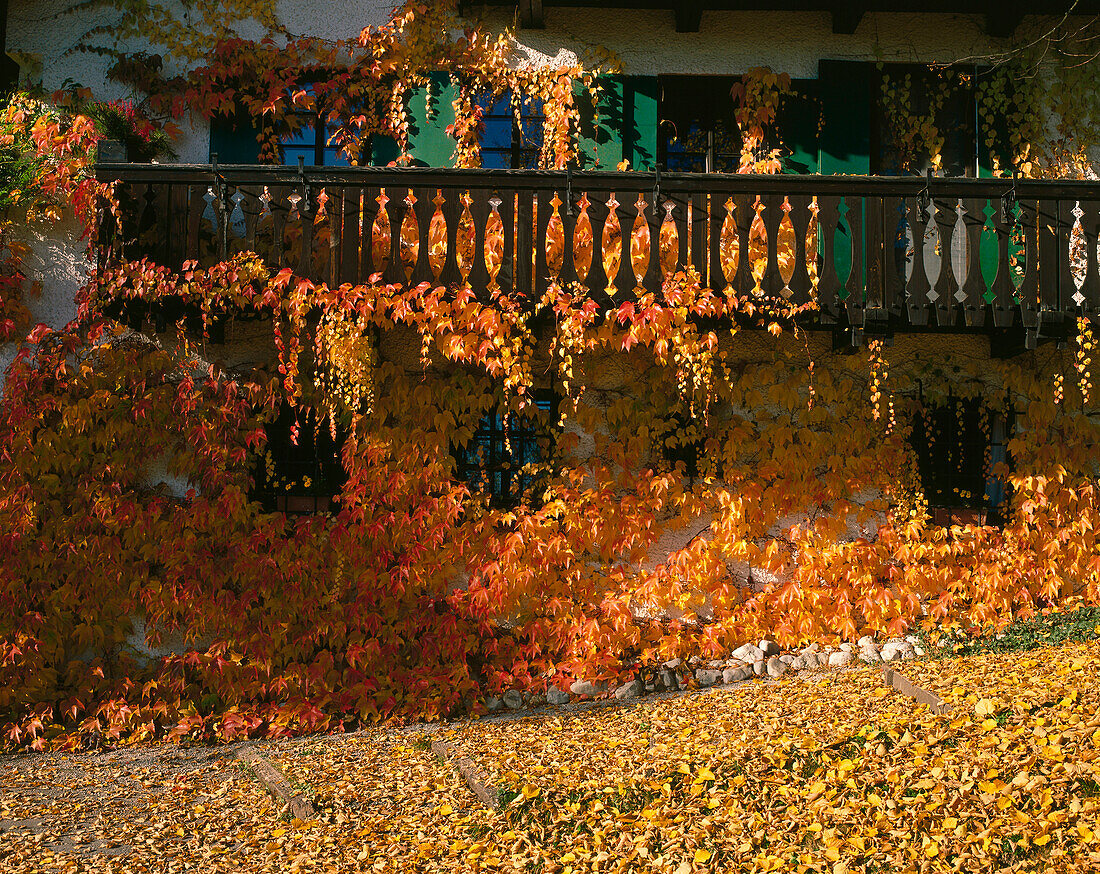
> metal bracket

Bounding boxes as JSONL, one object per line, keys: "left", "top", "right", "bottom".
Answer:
{"left": 918, "top": 167, "right": 932, "bottom": 223}
{"left": 1001, "top": 167, "right": 1018, "bottom": 226}
{"left": 565, "top": 163, "right": 574, "bottom": 216}
{"left": 297, "top": 155, "right": 312, "bottom": 216}
{"left": 653, "top": 165, "right": 662, "bottom": 214}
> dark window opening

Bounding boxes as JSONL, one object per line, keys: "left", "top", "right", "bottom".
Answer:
{"left": 475, "top": 90, "right": 545, "bottom": 169}
{"left": 910, "top": 397, "right": 1014, "bottom": 526}
{"left": 657, "top": 75, "right": 819, "bottom": 174}
{"left": 253, "top": 405, "right": 347, "bottom": 515}
{"left": 658, "top": 75, "right": 742, "bottom": 173}
{"left": 455, "top": 390, "right": 556, "bottom": 507}
{"left": 872, "top": 64, "right": 979, "bottom": 177}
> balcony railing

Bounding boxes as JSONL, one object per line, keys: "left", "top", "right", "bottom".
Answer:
{"left": 96, "top": 164, "right": 1100, "bottom": 345}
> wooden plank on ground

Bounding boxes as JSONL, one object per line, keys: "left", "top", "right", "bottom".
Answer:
{"left": 882, "top": 667, "right": 954, "bottom": 715}
{"left": 236, "top": 749, "right": 316, "bottom": 821}
{"left": 430, "top": 739, "right": 501, "bottom": 811}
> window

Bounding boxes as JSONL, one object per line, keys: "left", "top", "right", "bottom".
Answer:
{"left": 658, "top": 75, "right": 742, "bottom": 173}
{"left": 455, "top": 391, "right": 556, "bottom": 507}
{"left": 475, "top": 90, "right": 544, "bottom": 169}
{"left": 657, "top": 75, "right": 820, "bottom": 174}
{"left": 872, "top": 64, "right": 979, "bottom": 177}
{"left": 253, "top": 405, "right": 346, "bottom": 515}
{"left": 910, "top": 397, "right": 1014, "bottom": 526}
{"left": 279, "top": 86, "right": 352, "bottom": 167}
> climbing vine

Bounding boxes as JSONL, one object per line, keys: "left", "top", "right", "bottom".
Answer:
{"left": 3, "top": 3, "right": 1100, "bottom": 749}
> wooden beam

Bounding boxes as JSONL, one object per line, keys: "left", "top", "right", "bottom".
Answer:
{"left": 831, "top": 5, "right": 864, "bottom": 34}
{"left": 674, "top": 0, "right": 704, "bottom": 32}
{"left": 985, "top": 7, "right": 1023, "bottom": 39}
{"left": 519, "top": 0, "right": 544, "bottom": 28}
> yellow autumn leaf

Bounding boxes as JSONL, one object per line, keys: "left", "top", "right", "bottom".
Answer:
{"left": 693, "top": 848, "right": 712, "bottom": 864}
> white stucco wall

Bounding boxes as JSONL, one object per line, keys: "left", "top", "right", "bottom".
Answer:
{"left": 7, "top": 1, "right": 1039, "bottom": 170}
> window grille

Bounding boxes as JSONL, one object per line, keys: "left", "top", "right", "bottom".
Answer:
{"left": 253, "top": 405, "right": 346, "bottom": 515}
{"left": 910, "top": 396, "right": 1014, "bottom": 526}
{"left": 475, "top": 90, "right": 545, "bottom": 169}
{"left": 455, "top": 391, "right": 556, "bottom": 507}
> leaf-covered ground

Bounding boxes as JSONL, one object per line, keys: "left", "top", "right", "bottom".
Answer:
{"left": 3, "top": 641, "right": 1100, "bottom": 872}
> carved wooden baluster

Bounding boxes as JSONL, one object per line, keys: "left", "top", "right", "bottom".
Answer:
{"left": 368, "top": 189, "right": 391, "bottom": 279}
{"left": 1057, "top": 199, "right": 1078, "bottom": 318}
{"left": 815, "top": 195, "right": 842, "bottom": 322}
{"left": 904, "top": 195, "right": 931, "bottom": 327}
{"left": 864, "top": 195, "right": 885, "bottom": 317}
{"left": 957, "top": 197, "right": 989, "bottom": 327}
{"left": 882, "top": 195, "right": 907, "bottom": 323}
{"left": 237, "top": 186, "right": 263, "bottom": 261}
{"left": 786, "top": 193, "right": 815, "bottom": 308}
{"left": 759, "top": 192, "right": 785, "bottom": 299}
{"left": 559, "top": 190, "right": 577, "bottom": 290}
{"left": 931, "top": 196, "right": 960, "bottom": 327}
{"left": 297, "top": 185, "right": 317, "bottom": 280}
{"left": 336, "top": 187, "right": 360, "bottom": 285}
{"left": 514, "top": 191, "right": 534, "bottom": 297}
{"left": 842, "top": 197, "right": 866, "bottom": 327}
{"left": 187, "top": 184, "right": 207, "bottom": 264}
{"left": 535, "top": 188, "right": 558, "bottom": 295}
{"left": 488, "top": 189, "right": 515, "bottom": 296}
{"left": 409, "top": 186, "right": 436, "bottom": 286}
{"left": 1015, "top": 199, "right": 1040, "bottom": 330}
{"left": 732, "top": 195, "right": 756, "bottom": 296}
{"left": 1079, "top": 201, "right": 1100, "bottom": 319}
{"left": 583, "top": 191, "right": 612, "bottom": 302}
{"left": 688, "top": 193, "right": 708, "bottom": 286}
{"left": 437, "top": 188, "right": 464, "bottom": 290}
{"left": 659, "top": 197, "right": 681, "bottom": 282}
{"left": 602, "top": 193, "right": 625, "bottom": 298}
{"left": 1035, "top": 199, "right": 1061, "bottom": 322}
{"left": 484, "top": 194, "right": 506, "bottom": 293}
{"left": 987, "top": 194, "right": 1016, "bottom": 329}
{"left": 629, "top": 192, "right": 656, "bottom": 294}
{"left": 466, "top": 189, "right": 493, "bottom": 298}
{"left": 571, "top": 192, "right": 594, "bottom": 289}
{"left": 454, "top": 193, "right": 477, "bottom": 287}
{"left": 709, "top": 195, "right": 729, "bottom": 294}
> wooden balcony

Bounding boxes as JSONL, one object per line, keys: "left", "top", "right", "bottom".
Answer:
{"left": 96, "top": 163, "right": 1100, "bottom": 349}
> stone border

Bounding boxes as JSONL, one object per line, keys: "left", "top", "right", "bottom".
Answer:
{"left": 236, "top": 749, "right": 316, "bottom": 821}
{"left": 430, "top": 739, "right": 501, "bottom": 811}
{"left": 882, "top": 667, "right": 954, "bottom": 715}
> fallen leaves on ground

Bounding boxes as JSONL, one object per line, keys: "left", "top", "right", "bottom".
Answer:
{"left": 3, "top": 641, "right": 1100, "bottom": 872}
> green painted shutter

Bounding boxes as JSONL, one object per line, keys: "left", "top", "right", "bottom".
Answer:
{"left": 622, "top": 75, "right": 658, "bottom": 171}
{"left": 817, "top": 60, "right": 871, "bottom": 176}
{"left": 778, "top": 82, "right": 820, "bottom": 175}
{"left": 576, "top": 74, "right": 624, "bottom": 169}
{"left": 209, "top": 111, "right": 262, "bottom": 163}
{"left": 405, "top": 71, "right": 459, "bottom": 167}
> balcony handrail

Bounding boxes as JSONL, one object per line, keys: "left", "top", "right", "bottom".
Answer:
{"left": 94, "top": 162, "right": 1100, "bottom": 202}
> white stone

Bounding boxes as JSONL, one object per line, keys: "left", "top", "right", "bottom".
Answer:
{"left": 615, "top": 679, "right": 644, "bottom": 700}
{"left": 828, "top": 651, "right": 854, "bottom": 668}
{"left": 758, "top": 639, "right": 780, "bottom": 657}
{"left": 778, "top": 654, "right": 795, "bottom": 665}
{"left": 696, "top": 668, "right": 721, "bottom": 687}
{"left": 570, "top": 680, "right": 606, "bottom": 697}
{"left": 503, "top": 689, "right": 524, "bottom": 710}
{"left": 546, "top": 685, "right": 571, "bottom": 706}
{"left": 753, "top": 659, "right": 766, "bottom": 677}
{"left": 662, "top": 657, "right": 683, "bottom": 670}
{"left": 722, "top": 666, "right": 746, "bottom": 684}
{"left": 839, "top": 643, "right": 854, "bottom": 654}
{"left": 732, "top": 643, "right": 763, "bottom": 662}
{"left": 486, "top": 696, "right": 504, "bottom": 712}
{"left": 860, "top": 647, "right": 881, "bottom": 664}
{"left": 788, "top": 656, "right": 805, "bottom": 670}
{"left": 766, "top": 656, "right": 787, "bottom": 678}
{"left": 857, "top": 635, "right": 875, "bottom": 648}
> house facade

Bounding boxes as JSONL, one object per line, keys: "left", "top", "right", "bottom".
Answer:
{"left": 3, "top": 0, "right": 1100, "bottom": 735}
